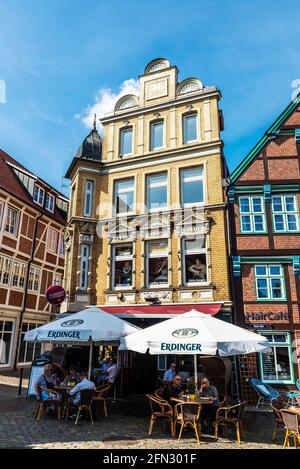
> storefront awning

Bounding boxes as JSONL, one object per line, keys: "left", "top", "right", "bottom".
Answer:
{"left": 99, "top": 303, "right": 223, "bottom": 318}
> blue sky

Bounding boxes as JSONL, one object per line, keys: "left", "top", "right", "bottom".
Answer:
{"left": 1, "top": 0, "right": 300, "bottom": 195}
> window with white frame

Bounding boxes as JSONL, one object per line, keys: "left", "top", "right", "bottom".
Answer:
{"left": 11, "top": 260, "right": 26, "bottom": 289}
{"left": 183, "top": 113, "right": 198, "bottom": 144}
{"left": 79, "top": 244, "right": 90, "bottom": 290}
{"left": 53, "top": 272, "right": 62, "bottom": 286}
{"left": 59, "top": 236, "right": 65, "bottom": 256}
{"left": 150, "top": 121, "right": 164, "bottom": 150}
{"left": 5, "top": 206, "right": 19, "bottom": 236}
{"left": 180, "top": 167, "right": 204, "bottom": 207}
{"left": 115, "top": 179, "right": 134, "bottom": 215}
{"left": 84, "top": 180, "right": 94, "bottom": 217}
{"left": 18, "top": 322, "right": 42, "bottom": 364}
{"left": 254, "top": 265, "right": 285, "bottom": 300}
{"left": 112, "top": 244, "right": 133, "bottom": 289}
{"left": 146, "top": 173, "right": 168, "bottom": 211}
{"left": 182, "top": 237, "right": 207, "bottom": 285}
{"left": 259, "top": 332, "right": 293, "bottom": 384}
{"left": 146, "top": 240, "right": 168, "bottom": 287}
{"left": 239, "top": 196, "right": 266, "bottom": 233}
{"left": 33, "top": 185, "right": 45, "bottom": 206}
{"left": 28, "top": 265, "right": 40, "bottom": 292}
{"left": 45, "top": 193, "right": 55, "bottom": 212}
{"left": 271, "top": 195, "right": 299, "bottom": 232}
{"left": 0, "top": 320, "right": 14, "bottom": 366}
{"left": 0, "top": 256, "right": 12, "bottom": 286}
{"left": 47, "top": 228, "right": 58, "bottom": 253}
{"left": 119, "top": 127, "right": 133, "bottom": 156}
{"left": 0, "top": 201, "right": 4, "bottom": 230}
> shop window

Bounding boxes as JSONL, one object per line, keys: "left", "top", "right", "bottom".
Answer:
{"left": 28, "top": 265, "right": 40, "bottom": 292}
{"left": 47, "top": 228, "right": 58, "bottom": 253}
{"left": 182, "top": 237, "right": 207, "bottom": 285}
{"left": 146, "top": 172, "right": 167, "bottom": 211}
{"left": 259, "top": 332, "right": 294, "bottom": 384}
{"left": 0, "top": 320, "right": 14, "bottom": 367}
{"left": 45, "top": 193, "right": 55, "bottom": 213}
{"left": 146, "top": 240, "right": 168, "bottom": 287}
{"left": 114, "top": 178, "right": 134, "bottom": 215}
{"left": 84, "top": 180, "right": 94, "bottom": 217}
{"left": 183, "top": 113, "right": 198, "bottom": 144}
{"left": 5, "top": 206, "right": 19, "bottom": 236}
{"left": 272, "top": 195, "right": 299, "bottom": 232}
{"left": 150, "top": 121, "right": 164, "bottom": 150}
{"left": 239, "top": 196, "right": 266, "bottom": 233}
{"left": 33, "top": 185, "right": 45, "bottom": 206}
{"left": 119, "top": 127, "right": 133, "bottom": 156}
{"left": 112, "top": 244, "right": 133, "bottom": 289}
{"left": 0, "top": 255, "right": 12, "bottom": 286}
{"left": 79, "top": 244, "right": 90, "bottom": 290}
{"left": 18, "top": 322, "right": 42, "bottom": 364}
{"left": 11, "top": 260, "right": 26, "bottom": 289}
{"left": 180, "top": 167, "right": 204, "bottom": 207}
{"left": 254, "top": 265, "right": 285, "bottom": 301}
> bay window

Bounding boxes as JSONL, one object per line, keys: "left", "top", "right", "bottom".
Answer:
{"left": 259, "top": 332, "right": 293, "bottom": 384}
{"left": 182, "top": 237, "right": 207, "bottom": 285}
{"left": 115, "top": 178, "right": 134, "bottom": 215}
{"left": 112, "top": 244, "right": 133, "bottom": 289}
{"left": 180, "top": 167, "right": 204, "bottom": 207}
{"left": 146, "top": 240, "right": 168, "bottom": 287}
{"left": 146, "top": 173, "right": 168, "bottom": 211}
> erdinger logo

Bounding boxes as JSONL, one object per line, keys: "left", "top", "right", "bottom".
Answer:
{"left": 61, "top": 319, "right": 84, "bottom": 327}
{"left": 172, "top": 328, "right": 198, "bottom": 338}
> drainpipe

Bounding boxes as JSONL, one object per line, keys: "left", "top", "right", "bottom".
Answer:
{"left": 13, "top": 212, "right": 42, "bottom": 370}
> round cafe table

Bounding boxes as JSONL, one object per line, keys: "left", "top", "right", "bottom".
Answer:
{"left": 288, "top": 406, "right": 300, "bottom": 415}
{"left": 170, "top": 396, "right": 214, "bottom": 405}
{"left": 53, "top": 384, "right": 72, "bottom": 418}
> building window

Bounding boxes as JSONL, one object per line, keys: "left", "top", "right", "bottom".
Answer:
{"left": 146, "top": 240, "right": 168, "bottom": 287}
{"left": 180, "top": 167, "right": 204, "bottom": 207}
{"left": 183, "top": 113, "right": 198, "bottom": 144}
{"left": 254, "top": 265, "right": 285, "bottom": 301}
{"left": 146, "top": 173, "right": 168, "bottom": 211}
{"left": 239, "top": 196, "right": 266, "bottom": 233}
{"left": 45, "top": 193, "right": 55, "bottom": 212}
{"left": 79, "top": 244, "right": 90, "bottom": 290}
{"left": 53, "top": 273, "right": 62, "bottom": 286}
{"left": 33, "top": 185, "right": 45, "bottom": 206}
{"left": 28, "top": 266, "right": 40, "bottom": 292}
{"left": 150, "top": 121, "right": 164, "bottom": 150}
{"left": 0, "top": 256, "right": 12, "bottom": 286}
{"left": 59, "top": 236, "right": 65, "bottom": 256}
{"left": 272, "top": 195, "right": 299, "bottom": 232}
{"left": 0, "top": 320, "right": 14, "bottom": 367}
{"left": 84, "top": 180, "right": 94, "bottom": 217}
{"left": 47, "top": 228, "right": 58, "bottom": 253}
{"left": 119, "top": 127, "right": 133, "bottom": 156}
{"left": 18, "top": 322, "right": 42, "bottom": 365}
{"left": 182, "top": 237, "right": 207, "bottom": 285}
{"left": 259, "top": 332, "right": 293, "bottom": 384}
{"left": 112, "top": 244, "right": 133, "bottom": 289}
{"left": 11, "top": 260, "right": 26, "bottom": 289}
{"left": 115, "top": 179, "right": 134, "bottom": 215}
{"left": 0, "top": 201, "right": 4, "bottom": 230}
{"left": 5, "top": 206, "right": 19, "bottom": 236}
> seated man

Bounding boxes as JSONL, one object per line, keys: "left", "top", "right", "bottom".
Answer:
{"left": 68, "top": 370, "right": 96, "bottom": 417}
{"left": 106, "top": 359, "right": 120, "bottom": 385}
{"left": 163, "top": 363, "right": 176, "bottom": 385}
{"left": 63, "top": 366, "right": 80, "bottom": 387}
{"left": 163, "top": 375, "right": 185, "bottom": 403}
{"left": 198, "top": 377, "right": 220, "bottom": 433}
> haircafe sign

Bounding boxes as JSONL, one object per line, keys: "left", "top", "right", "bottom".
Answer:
{"left": 245, "top": 311, "right": 289, "bottom": 322}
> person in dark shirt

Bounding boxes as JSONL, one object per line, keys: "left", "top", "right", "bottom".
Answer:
{"left": 199, "top": 377, "right": 220, "bottom": 433}
{"left": 163, "top": 375, "right": 185, "bottom": 403}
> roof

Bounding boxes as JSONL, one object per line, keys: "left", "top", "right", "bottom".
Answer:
{"left": 230, "top": 93, "right": 300, "bottom": 183}
{"left": 65, "top": 128, "right": 102, "bottom": 179}
{"left": 0, "top": 148, "right": 68, "bottom": 226}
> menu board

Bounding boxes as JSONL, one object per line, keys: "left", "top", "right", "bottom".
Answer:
{"left": 27, "top": 365, "right": 44, "bottom": 397}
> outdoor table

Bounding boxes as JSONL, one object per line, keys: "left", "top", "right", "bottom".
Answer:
{"left": 53, "top": 385, "right": 72, "bottom": 418}
{"left": 170, "top": 396, "right": 214, "bottom": 405}
{"left": 288, "top": 406, "right": 300, "bottom": 415}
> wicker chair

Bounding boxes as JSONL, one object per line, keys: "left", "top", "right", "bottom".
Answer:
{"left": 271, "top": 400, "right": 285, "bottom": 441}
{"left": 146, "top": 394, "right": 174, "bottom": 436}
{"left": 174, "top": 402, "right": 201, "bottom": 446}
{"left": 154, "top": 388, "right": 164, "bottom": 400}
{"left": 93, "top": 385, "right": 111, "bottom": 417}
{"left": 74, "top": 389, "right": 95, "bottom": 425}
{"left": 218, "top": 393, "right": 227, "bottom": 408}
{"left": 35, "top": 385, "right": 62, "bottom": 422}
{"left": 215, "top": 401, "right": 247, "bottom": 444}
{"left": 281, "top": 409, "right": 300, "bottom": 448}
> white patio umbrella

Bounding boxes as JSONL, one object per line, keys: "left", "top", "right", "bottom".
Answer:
{"left": 25, "top": 306, "right": 139, "bottom": 377}
{"left": 119, "top": 309, "right": 271, "bottom": 386}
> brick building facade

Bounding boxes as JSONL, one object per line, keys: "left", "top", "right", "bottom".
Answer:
{"left": 229, "top": 95, "right": 300, "bottom": 403}
{"left": 0, "top": 148, "right": 68, "bottom": 370}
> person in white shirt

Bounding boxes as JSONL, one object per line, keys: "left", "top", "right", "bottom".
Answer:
{"left": 69, "top": 370, "right": 96, "bottom": 406}
{"left": 106, "top": 360, "right": 120, "bottom": 384}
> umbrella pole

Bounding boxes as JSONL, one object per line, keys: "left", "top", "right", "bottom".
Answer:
{"left": 194, "top": 355, "right": 198, "bottom": 389}
{"left": 88, "top": 340, "right": 93, "bottom": 380}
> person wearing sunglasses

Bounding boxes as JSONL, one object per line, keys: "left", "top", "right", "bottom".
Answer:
{"left": 163, "top": 363, "right": 177, "bottom": 384}
{"left": 162, "top": 375, "right": 185, "bottom": 402}
{"left": 199, "top": 377, "right": 220, "bottom": 433}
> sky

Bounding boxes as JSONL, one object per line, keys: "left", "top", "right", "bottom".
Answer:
{"left": 0, "top": 0, "right": 300, "bottom": 195}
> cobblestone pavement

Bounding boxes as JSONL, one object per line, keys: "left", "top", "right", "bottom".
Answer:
{"left": 0, "top": 383, "right": 284, "bottom": 449}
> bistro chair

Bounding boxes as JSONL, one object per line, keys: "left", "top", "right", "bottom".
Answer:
{"left": 93, "top": 385, "right": 111, "bottom": 418}
{"left": 281, "top": 409, "right": 300, "bottom": 448}
{"left": 35, "top": 385, "right": 62, "bottom": 422}
{"left": 146, "top": 394, "right": 174, "bottom": 437}
{"left": 285, "top": 378, "right": 300, "bottom": 407}
{"left": 75, "top": 389, "right": 95, "bottom": 425}
{"left": 251, "top": 378, "right": 280, "bottom": 409}
{"left": 296, "top": 396, "right": 300, "bottom": 407}
{"left": 174, "top": 402, "right": 201, "bottom": 446}
{"left": 270, "top": 400, "right": 285, "bottom": 441}
{"left": 154, "top": 388, "right": 164, "bottom": 400}
{"left": 215, "top": 401, "right": 247, "bottom": 444}
{"left": 218, "top": 393, "right": 227, "bottom": 408}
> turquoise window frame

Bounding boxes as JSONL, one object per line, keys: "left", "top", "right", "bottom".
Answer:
{"left": 271, "top": 194, "right": 300, "bottom": 233}
{"left": 254, "top": 264, "right": 286, "bottom": 302}
{"left": 238, "top": 195, "right": 267, "bottom": 234}
{"left": 258, "top": 331, "right": 295, "bottom": 385}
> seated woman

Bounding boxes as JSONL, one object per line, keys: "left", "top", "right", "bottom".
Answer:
{"left": 34, "top": 364, "right": 61, "bottom": 403}
{"left": 163, "top": 375, "right": 185, "bottom": 403}
{"left": 63, "top": 366, "right": 80, "bottom": 387}
{"left": 198, "top": 377, "right": 220, "bottom": 433}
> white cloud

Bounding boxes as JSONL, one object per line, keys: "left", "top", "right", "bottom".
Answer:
{"left": 79, "top": 78, "right": 139, "bottom": 130}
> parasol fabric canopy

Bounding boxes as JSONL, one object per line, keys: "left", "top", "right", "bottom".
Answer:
{"left": 24, "top": 306, "right": 139, "bottom": 344}
{"left": 119, "top": 309, "right": 271, "bottom": 356}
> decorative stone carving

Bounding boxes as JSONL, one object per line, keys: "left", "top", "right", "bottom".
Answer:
{"left": 106, "top": 218, "right": 136, "bottom": 241}
{"left": 177, "top": 79, "right": 203, "bottom": 95}
{"left": 174, "top": 209, "right": 210, "bottom": 236}
{"left": 138, "top": 213, "right": 171, "bottom": 238}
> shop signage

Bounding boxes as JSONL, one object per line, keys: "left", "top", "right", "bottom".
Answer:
{"left": 245, "top": 312, "right": 289, "bottom": 322}
{"left": 249, "top": 324, "right": 268, "bottom": 329}
{"left": 61, "top": 319, "right": 84, "bottom": 327}
{"left": 161, "top": 343, "right": 201, "bottom": 351}
{"left": 172, "top": 328, "right": 199, "bottom": 338}
{"left": 47, "top": 330, "right": 81, "bottom": 339}
{"left": 46, "top": 285, "right": 66, "bottom": 305}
